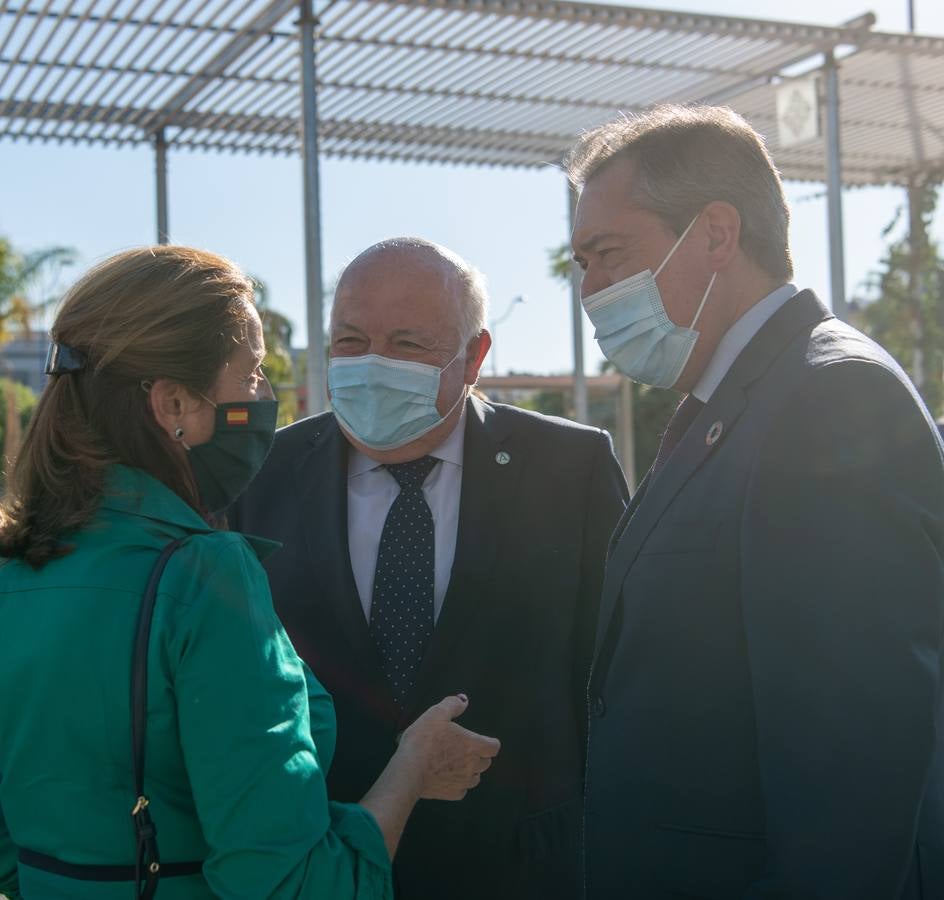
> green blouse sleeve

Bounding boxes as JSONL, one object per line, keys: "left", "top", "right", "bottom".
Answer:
{"left": 303, "top": 661, "right": 339, "bottom": 772}
{"left": 0, "top": 796, "right": 21, "bottom": 900}
{"left": 167, "top": 537, "right": 392, "bottom": 900}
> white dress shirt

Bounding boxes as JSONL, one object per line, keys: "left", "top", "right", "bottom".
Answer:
{"left": 347, "top": 406, "right": 466, "bottom": 623}
{"left": 691, "top": 283, "right": 797, "bottom": 402}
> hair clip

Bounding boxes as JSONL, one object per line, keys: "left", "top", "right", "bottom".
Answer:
{"left": 44, "top": 342, "right": 88, "bottom": 375}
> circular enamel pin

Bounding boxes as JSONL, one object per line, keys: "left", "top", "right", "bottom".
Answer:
{"left": 706, "top": 421, "right": 724, "bottom": 446}
{"left": 495, "top": 450, "right": 511, "bottom": 465}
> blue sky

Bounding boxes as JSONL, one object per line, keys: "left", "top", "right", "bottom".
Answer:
{"left": 2, "top": 0, "right": 942, "bottom": 377}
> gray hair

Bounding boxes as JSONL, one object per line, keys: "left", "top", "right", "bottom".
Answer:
{"left": 336, "top": 237, "right": 489, "bottom": 347}
{"left": 565, "top": 104, "right": 793, "bottom": 283}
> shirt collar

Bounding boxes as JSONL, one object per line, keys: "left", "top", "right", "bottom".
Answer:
{"left": 99, "top": 464, "right": 281, "bottom": 560}
{"left": 430, "top": 402, "right": 466, "bottom": 466}
{"left": 692, "top": 283, "right": 797, "bottom": 402}
{"left": 347, "top": 401, "right": 467, "bottom": 478}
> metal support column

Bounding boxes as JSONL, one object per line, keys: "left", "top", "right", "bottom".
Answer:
{"left": 617, "top": 376, "right": 636, "bottom": 492}
{"left": 823, "top": 52, "right": 847, "bottom": 320}
{"left": 904, "top": 0, "right": 926, "bottom": 390}
{"left": 907, "top": 174, "right": 926, "bottom": 389}
{"left": 155, "top": 128, "right": 169, "bottom": 245}
{"left": 567, "top": 183, "right": 588, "bottom": 423}
{"left": 299, "top": 0, "right": 327, "bottom": 415}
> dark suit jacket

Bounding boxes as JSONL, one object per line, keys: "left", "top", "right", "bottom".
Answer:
{"left": 586, "top": 291, "right": 944, "bottom": 900}
{"left": 232, "top": 394, "right": 628, "bottom": 899}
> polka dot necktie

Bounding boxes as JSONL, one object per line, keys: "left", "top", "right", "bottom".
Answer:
{"left": 370, "top": 455, "right": 439, "bottom": 707}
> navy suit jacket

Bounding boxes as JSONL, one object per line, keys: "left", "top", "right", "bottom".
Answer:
{"left": 586, "top": 291, "right": 944, "bottom": 900}
{"left": 232, "top": 394, "right": 627, "bottom": 899}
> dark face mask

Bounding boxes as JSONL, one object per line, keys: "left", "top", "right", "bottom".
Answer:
{"left": 187, "top": 399, "right": 279, "bottom": 513}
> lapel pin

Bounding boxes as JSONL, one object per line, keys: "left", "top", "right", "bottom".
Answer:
{"left": 495, "top": 450, "right": 511, "bottom": 465}
{"left": 706, "top": 421, "right": 724, "bottom": 446}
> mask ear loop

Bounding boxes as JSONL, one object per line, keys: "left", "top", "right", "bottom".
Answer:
{"left": 441, "top": 382, "right": 468, "bottom": 420}
{"left": 689, "top": 272, "right": 717, "bottom": 330}
{"left": 438, "top": 350, "right": 469, "bottom": 420}
{"left": 439, "top": 349, "right": 463, "bottom": 375}
{"left": 654, "top": 215, "right": 700, "bottom": 279}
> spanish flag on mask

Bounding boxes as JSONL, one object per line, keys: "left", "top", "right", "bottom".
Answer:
{"left": 226, "top": 408, "right": 250, "bottom": 426}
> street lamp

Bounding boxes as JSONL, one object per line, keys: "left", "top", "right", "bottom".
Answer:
{"left": 489, "top": 295, "right": 525, "bottom": 377}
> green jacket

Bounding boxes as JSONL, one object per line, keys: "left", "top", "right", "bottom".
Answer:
{"left": 0, "top": 465, "right": 391, "bottom": 899}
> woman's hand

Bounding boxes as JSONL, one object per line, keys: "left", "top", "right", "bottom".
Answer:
{"left": 360, "top": 695, "right": 500, "bottom": 860}
{"left": 397, "top": 695, "right": 501, "bottom": 801}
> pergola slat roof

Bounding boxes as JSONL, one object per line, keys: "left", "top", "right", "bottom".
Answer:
{"left": 3, "top": 0, "right": 943, "bottom": 186}
{"left": 730, "top": 43, "right": 944, "bottom": 185}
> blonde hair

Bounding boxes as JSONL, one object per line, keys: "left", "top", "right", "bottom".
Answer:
{"left": 0, "top": 245, "right": 255, "bottom": 568}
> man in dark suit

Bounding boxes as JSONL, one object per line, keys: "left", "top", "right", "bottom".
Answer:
{"left": 232, "top": 237, "right": 627, "bottom": 899}
{"left": 569, "top": 105, "right": 944, "bottom": 899}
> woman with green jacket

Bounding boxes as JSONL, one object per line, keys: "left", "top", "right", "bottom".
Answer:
{"left": 0, "top": 246, "right": 499, "bottom": 900}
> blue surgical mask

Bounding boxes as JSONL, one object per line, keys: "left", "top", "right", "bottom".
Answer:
{"left": 582, "top": 215, "right": 716, "bottom": 389}
{"left": 328, "top": 352, "right": 465, "bottom": 451}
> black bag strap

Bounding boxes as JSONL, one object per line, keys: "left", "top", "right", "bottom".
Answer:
{"left": 130, "top": 537, "right": 187, "bottom": 900}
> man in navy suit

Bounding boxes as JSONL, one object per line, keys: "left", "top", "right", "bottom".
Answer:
{"left": 569, "top": 105, "right": 944, "bottom": 899}
{"left": 232, "top": 238, "right": 627, "bottom": 899}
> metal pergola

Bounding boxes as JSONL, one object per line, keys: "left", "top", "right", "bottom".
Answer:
{"left": 2, "top": 0, "right": 943, "bottom": 420}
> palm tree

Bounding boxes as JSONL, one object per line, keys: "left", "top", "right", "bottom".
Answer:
{"left": 861, "top": 180, "right": 944, "bottom": 418}
{"left": 0, "top": 236, "right": 75, "bottom": 465}
{"left": 250, "top": 275, "right": 300, "bottom": 425}
{"left": 0, "top": 237, "right": 76, "bottom": 340}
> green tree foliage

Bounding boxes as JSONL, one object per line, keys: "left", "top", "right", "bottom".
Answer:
{"left": 0, "top": 235, "right": 75, "bottom": 484}
{"left": 548, "top": 243, "right": 572, "bottom": 283}
{"left": 0, "top": 377, "right": 39, "bottom": 487}
{"left": 861, "top": 180, "right": 944, "bottom": 417}
{"left": 0, "top": 237, "right": 75, "bottom": 339}
{"left": 252, "top": 277, "right": 299, "bottom": 426}
{"left": 512, "top": 389, "right": 566, "bottom": 418}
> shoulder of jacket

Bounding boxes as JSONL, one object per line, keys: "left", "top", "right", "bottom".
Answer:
{"left": 164, "top": 530, "right": 261, "bottom": 583}
{"left": 274, "top": 411, "right": 335, "bottom": 448}
{"left": 804, "top": 318, "right": 902, "bottom": 374}
{"left": 487, "top": 399, "right": 606, "bottom": 441}
{"left": 759, "top": 328, "right": 933, "bottom": 461}
{"left": 151, "top": 532, "right": 272, "bottom": 625}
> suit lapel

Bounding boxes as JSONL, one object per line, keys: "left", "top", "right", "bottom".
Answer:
{"left": 594, "top": 384, "right": 747, "bottom": 650}
{"left": 607, "top": 469, "right": 652, "bottom": 557}
{"left": 594, "top": 290, "right": 833, "bottom": 658}
{"left": 406, "top": 396, "right": 521, "bottom": 716}
{"left": 297, "top": 417, "right": 380, "bottom": 667}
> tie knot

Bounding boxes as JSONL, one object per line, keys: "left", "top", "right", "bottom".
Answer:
{"left": 672, "top": 395, "right": 705, "bottom": 431}
{"left": 385, "top": 455, "right": 438, "bottom": 489}
{"left": 652, "top": 394, "right": 706, "bottom": 477}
